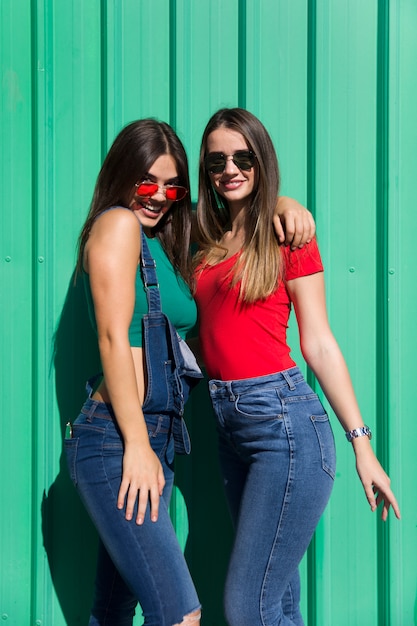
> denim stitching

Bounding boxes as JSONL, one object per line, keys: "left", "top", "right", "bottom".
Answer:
{"left": 259, "top": 409, "right": 295, "bottom": 626}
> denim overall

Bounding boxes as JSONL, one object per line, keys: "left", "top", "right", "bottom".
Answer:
{"left": 64, "top": 231, "right": 201, "bottom": 626}
{"left": 139, "top": 229, "right": 203, "bottom": 454}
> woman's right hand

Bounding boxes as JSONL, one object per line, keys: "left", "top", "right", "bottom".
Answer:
{"left": 118, "top": 441, "right": 166, "bottom": 525}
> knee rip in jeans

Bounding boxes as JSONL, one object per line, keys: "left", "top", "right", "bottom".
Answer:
{"left": 174, "top": 609, "right": 201, "bottom": 625}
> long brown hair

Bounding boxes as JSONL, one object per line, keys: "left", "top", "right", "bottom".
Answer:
{"left": 76, "top": 119, "right": 193, "bottom": 287}
{"left": 195, "top": 108, "right": 282, "bottom": 302}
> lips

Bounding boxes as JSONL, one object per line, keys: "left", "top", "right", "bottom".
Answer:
{"left": 137, "top": 200, "right": 165, "bottom": 217}
{"left": 143, "top": 205, "right": 162, "bottom": 214}
{"left": 220, "top": 179, "right": 245, "bottom": 190}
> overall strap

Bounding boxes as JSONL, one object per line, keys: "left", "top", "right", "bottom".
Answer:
{"left": 140, "top": 229, "right": 162, "bottom": 314}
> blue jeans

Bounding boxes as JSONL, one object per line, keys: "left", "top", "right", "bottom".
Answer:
{"left": 208, "top": 367, "right": 336, "bottom": 626}
{"left": 65, "top": 400, "right": 200, "bottom": 626}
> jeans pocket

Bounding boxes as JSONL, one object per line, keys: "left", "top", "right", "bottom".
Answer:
{"left": 310, "top": 414, "right": 336, "bottom": 479}
{"left": 234, "top": 388, "right": 281, "bottom": 419}
{"left": 64, "top": 437, "right": 79, "bottom": 486}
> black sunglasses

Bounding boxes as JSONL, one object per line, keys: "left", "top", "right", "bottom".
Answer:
{"left": 204, "top": 150, "right": 257, "bottom": 174}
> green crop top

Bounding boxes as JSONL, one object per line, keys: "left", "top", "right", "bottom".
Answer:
{"left": 84, "top": 232, "right": 197, "bottom": 347}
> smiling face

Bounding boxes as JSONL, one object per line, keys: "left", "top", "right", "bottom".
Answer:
{"left": 205, "top": 127, "right": 258, "bottom": 212}
{"left": 129, "top": 153, "right": 180, "bottom": 234}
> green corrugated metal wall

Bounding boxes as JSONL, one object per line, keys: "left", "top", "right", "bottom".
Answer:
{"left": 1, "top": 1, "right": 416, "bottom": 624}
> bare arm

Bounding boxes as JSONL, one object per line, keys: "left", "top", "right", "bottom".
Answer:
{"left": 287, "top": 272, "right": 400, "bottom": 521}
{"left": 274, "top": 196, "right": 316, "bottom": 249}
{"left": 85, "top": 209, "right": 165, "bottom": 525}
{"left": 192, "top": 197, "right": 316, "bottom": 249}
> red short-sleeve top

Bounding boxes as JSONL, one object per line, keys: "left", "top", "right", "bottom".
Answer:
{"left": 194, "top": 238, "right": 323, "bottom": 380}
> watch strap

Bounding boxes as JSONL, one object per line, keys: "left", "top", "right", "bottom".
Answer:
{"left": 345, "top": 425, "right": 372, "bottom": 442}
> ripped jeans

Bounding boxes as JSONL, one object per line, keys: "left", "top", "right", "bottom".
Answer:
{"left": 65, "top": 398, "right": 200, "bottom": 626}
{"left": 64, "top": 228, "right": 202, "bottom": 625}
{"left": 208, "top": 367, "right": 336, "bottom": 626}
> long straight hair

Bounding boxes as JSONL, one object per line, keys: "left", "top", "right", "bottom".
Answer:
{"left": 195, "top": 108, "right": 282, "bottom": 302}
{"left": 76, "top": 119, "right": 193, "bottom": 287}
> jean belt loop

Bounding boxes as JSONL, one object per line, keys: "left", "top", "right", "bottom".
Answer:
{"left": 227, "top": 381, "right": 236, "bottom": 401}
{"left": 86, "top": 400, "right": 99, "bottom": 422}
{"left": 282, "top": 369, "right": 296, "bottom": 391}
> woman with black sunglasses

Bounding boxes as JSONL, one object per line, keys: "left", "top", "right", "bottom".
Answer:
{"left": 193, "top": 108, "right": 400, "bottom": 626}
{"left": 65, "top": 117, "right": 312, "bottom": 626}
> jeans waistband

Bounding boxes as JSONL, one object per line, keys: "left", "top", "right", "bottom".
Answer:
{"left": 80, "top": 396, "right": 190, "bottom": 455}
{"left": 208, "top": 367, "right": 304, "bottom": 395}
{"left": 81, "top": 398, "right": 116, "bottom": 421}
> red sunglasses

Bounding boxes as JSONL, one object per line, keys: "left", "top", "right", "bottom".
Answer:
{"left": 135, "top": 182, "right": 188, "bottom": 202}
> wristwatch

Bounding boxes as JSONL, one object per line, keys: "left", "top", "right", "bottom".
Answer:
{"left": 345, "top": 425, "right": 372, "bottom": 442}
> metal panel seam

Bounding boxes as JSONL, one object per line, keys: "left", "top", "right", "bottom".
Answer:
{"left": 238, "top": 0, "right": 247, "bottom": 108}
{"left": 376, "top": 1, "right": 391, "bottom": 623}
{"left": 306, "top": 1, "right": 318, "bottom": 624}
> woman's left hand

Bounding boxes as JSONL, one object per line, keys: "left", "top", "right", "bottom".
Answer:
{"left": 354, "top": 440, "right": 401, "bottom": 521}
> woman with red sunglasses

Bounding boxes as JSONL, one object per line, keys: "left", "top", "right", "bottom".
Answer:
{"left": 193, "top": 108, "right": 400, "bottom": 626}
{"left": 65, "top": 118, "right": 311, "bottom": 626}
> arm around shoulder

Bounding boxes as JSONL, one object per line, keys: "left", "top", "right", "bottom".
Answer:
{"left": 274, "top": 196, "right": 316, "bottom": 249}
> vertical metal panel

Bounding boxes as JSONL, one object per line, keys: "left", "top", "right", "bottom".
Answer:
{"left": 1, "top": 0, "right": 33, "bottom": 624}
{"left": 1, "top": 1, "right": 416, "bottom": 625}
{"left": 32, "top": 0, "right": 105, "bottom": 621}
{"left": 314, "top": 2, "right": 381, "bottom": 624}
{"left": 387, "top": 2, "right": 417, "bottom": 624}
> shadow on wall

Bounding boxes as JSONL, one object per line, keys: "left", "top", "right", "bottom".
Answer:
{"left": 42, "top": 270, "right": 100, "bottom": 625}
{"left": 41, "top": 270, "right": 234, "bottom": 625}
{"left": 177, "top": 381, "right": 234, "bottom": 626}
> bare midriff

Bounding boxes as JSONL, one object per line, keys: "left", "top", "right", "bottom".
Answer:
{"left": 91, "top": 346, "right": 147, "bottom": 407}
